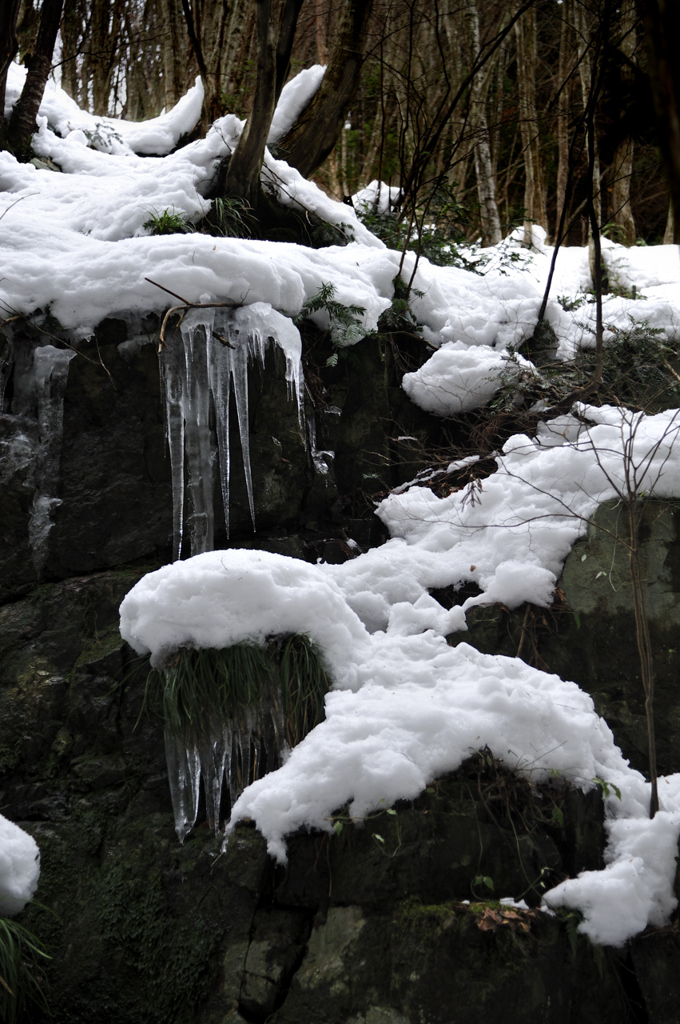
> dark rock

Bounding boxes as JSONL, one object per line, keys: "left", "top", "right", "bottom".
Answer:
{"left": 452, "top": 499, "right": 680, "bottom": 778}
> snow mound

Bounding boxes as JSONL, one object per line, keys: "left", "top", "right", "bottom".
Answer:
{"left": 119, "top": 548, "right": 371, "bottom": 688}
{"left": 0, "top": 815, "right": 40, "bottom": 917}
{"left": 402, "top": 342, "right": 536, "bottom": 415}
{"left": 6, "top": 62, "right": 204, "bottom": 156}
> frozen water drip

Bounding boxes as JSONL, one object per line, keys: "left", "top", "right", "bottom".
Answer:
{"left": 159, "top": 302, "right": 303, "bottom": 558}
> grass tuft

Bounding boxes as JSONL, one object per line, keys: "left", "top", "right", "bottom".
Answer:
{"left": 143, "top": 207, "right": 194, "bottom": 235}
{"left": 144, "top": 635, "right": 329, "bottom": 753}
{"left": 0, "top": 916, "right": 50, "bottom": 1024}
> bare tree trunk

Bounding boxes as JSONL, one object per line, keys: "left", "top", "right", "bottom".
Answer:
{"left": 555, "top": 0, "right": 571, "bottom": 239}
{"left": 611, "top": 139, "right": 636, "bottom": 244}
{"left": 573, "top": 0, "right": 604, "bottom": 282}
{"left": 7, "top": 0, "right": 63, "bottom": 159}
{"left": 515, "top": 5, "right": 547, "bottom": 246}
{"left": 59, "top": 2, "right": 82, "bottom": 103}
{"left": 643, "top": 0, "right": 680, "bottom": 242}
{"left": 610, "top": 0, "right": 637, "bottom": 245}
{"left": 466, "top": 0, "right": 502, "bottom": 246}
{"left": 314, "top": 0, "right": 328, "bottom": 63}
{"left": 276, "top": 0, "right": 375, "bottom": 178}
{"left": 224, "top": 0, "right": 278, "bottom": 207}
{"left": 161, "top": 0, "right": 188, "bottom": 110}
{"left": 0, "top": 0, "right": 21, "bottom": 149}
{"left": 663, "top": 197, "right": 674, "bottom": 244}
{"left": 360, "top": 100, "right": 384, "bottom": 186}
{"left": 628, "top": 499, "right": 659, "bottom": 816}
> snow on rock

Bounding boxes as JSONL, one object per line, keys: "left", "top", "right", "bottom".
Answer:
{"left": 119, "top": 548, "right": 372, "bottom": 688}
{"left": 227, "top": 638, "right": 640, "bottom": 865}
{"left": 268, "top": 65, "right": 325, "bottom": 144}
{"left": 262, "top": 154, "right": 383, "bottom": 249}
{"left": 545, "top": 802, "right": 680, "bottom": 947}
{"left": 323, "top": 406, "right": 680, "bottom": 632}
{"left": 402, "top": 341, "right": 536, "bottom": 415}
{"left": 120, "top": 542, "right": 680, "bottom": 946}
{"left": 0, "top": 815, "right": 40, "bottom": 917}
{"left": 6, "top": 62, "right": 204, "bottom": 156}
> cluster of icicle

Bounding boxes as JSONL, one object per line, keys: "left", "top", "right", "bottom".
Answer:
{"left": 158, "top": 300, "right": 304, "bottom": 559}
{"left": 157, "top": 300, "right": 306, "bottom": 839}
{"left": 165, "top": 693, "right": 285, "bottom": 842}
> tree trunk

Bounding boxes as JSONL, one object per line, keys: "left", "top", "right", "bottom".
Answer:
{"left": 7, "top": 0, "right": 63, "bottom": 159}
{"left": 275, "top": 0, "right": 375, "bottom": 178}
{"left": 611, "top": 139, "right": 636, "bottom": 244}
{"left": 515, "top": 5, "right": 547, "bottom": 246}
{"left": 219, "top": 0, "right": 302, "bottom": 209}
{"left": 555, "top": 0, "right": 571, "bottom": 240}
{"left": 161, "top": 0, "right": 188, "bottom": 111}
{"left": 643, "top": 0, "right": 680, "bottom": 241}
{"left": 663, "top": 197, "right": 674, "bottom": 244}
{"left": 610, "top": 0, "right": 637, "bottom": 245}
{"left": 0, "top": 0, "right": 21, "bottom": 150}
{"left": 466, "top": 0, "right": 502, "bottom": 246}
{"left": 573, "top": 0, "right": 604, "bottom": 283}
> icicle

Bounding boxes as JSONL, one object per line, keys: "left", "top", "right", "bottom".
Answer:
{"left": 230, "top": 320, "right": 256, "bottom": 529}
{"left": 198, "top": 722, "right": 230, "bottom": 835}
{"left": 208, "top": 329, "right": 233, "bottom": 537}
{"left": 158, "top": 334, "right": 186, "bottom": 561}
{"left": 306, "top": 410, "right": 334, "bottom": 476}
{"left": 28, "top": 346, "right": 77, "bottom": 574}
{"left": 211, "top": 308, "right": 255, "bottom": 533}
{"left": 164, "top": 730, "right": 201, "bottom": 843}
{"left": 160, "top": 300, "right": 304, "bottom": 549}
{"left": 180, "top": 308, "right": 215, "bottom": 555}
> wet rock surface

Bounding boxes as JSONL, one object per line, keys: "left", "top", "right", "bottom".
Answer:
{"left": 450, "top": 498, "right": 680, "bottom": 777}
{"left": 2, "top": 314, "right": 680, "bottom": 1022}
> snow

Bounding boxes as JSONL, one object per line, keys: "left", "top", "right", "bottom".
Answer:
{"left": 0, "top": 814, "right": 40, "bottom": 917}
{"left": 120, "top": 402, "right": 680, "bottom": 945}
{"left": 3, "top": 70, "right": 680, "bottom": 945}
{"left": 5, "top": 62, "right": 204, "bottom": 156}
{"left": 120, "top": 543, "right": 680, "bottom": 948}
{"left": 402, "top": 342, "right": 536, "bottom": 415}
{"left": 120, "top": 548, "right": 371, "bottom": 688}
{"left": 352, "top": 180, "right": 402, "bottom": 216}
{"left": 268, "top": 65, "right": 325, "bottom": 145}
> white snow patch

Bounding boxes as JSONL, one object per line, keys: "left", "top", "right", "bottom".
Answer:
{"left": 0, "top": 815, "right": 40, "bottom": 917}
{"left": 6, "top": 62, "right": 204, "bottom": 155}
{"left": 268, "top": 65, "right": 326, "bottom": 145}
{"left": 403, "top": 342, "right": 536, "bottom": 415}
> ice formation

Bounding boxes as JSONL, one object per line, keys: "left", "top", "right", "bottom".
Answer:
{"left": 159, "top": 302, "right": 303, "bottom": 558}
{"left": 120, "top": 549, "right": 367, "bottom": 839}
{"left": 0, "top": 336, "right": 76, "bottom": 573}
{"left": 0, "top": 814, "right": 40, "bottom": 917}
{"left": 28, "top": 346, "right": 77, "bottom": 572}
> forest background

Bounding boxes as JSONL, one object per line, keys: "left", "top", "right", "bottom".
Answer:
{"left": 1, "top": 0, "right": 677, "bottom": 260}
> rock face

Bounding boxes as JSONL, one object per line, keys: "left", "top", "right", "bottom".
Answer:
{"left": 0, "top": 570, "right": 633, "bottom": 1023}
{"left": 452, "top": 498, "right": 680, "bottom": 778}
{"left": 2, "top": 312, "right": 680, "bottom": 1022}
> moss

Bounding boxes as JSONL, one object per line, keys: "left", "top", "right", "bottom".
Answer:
{"left": 0, "top": 739, "right": 21, "bottom": 774}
